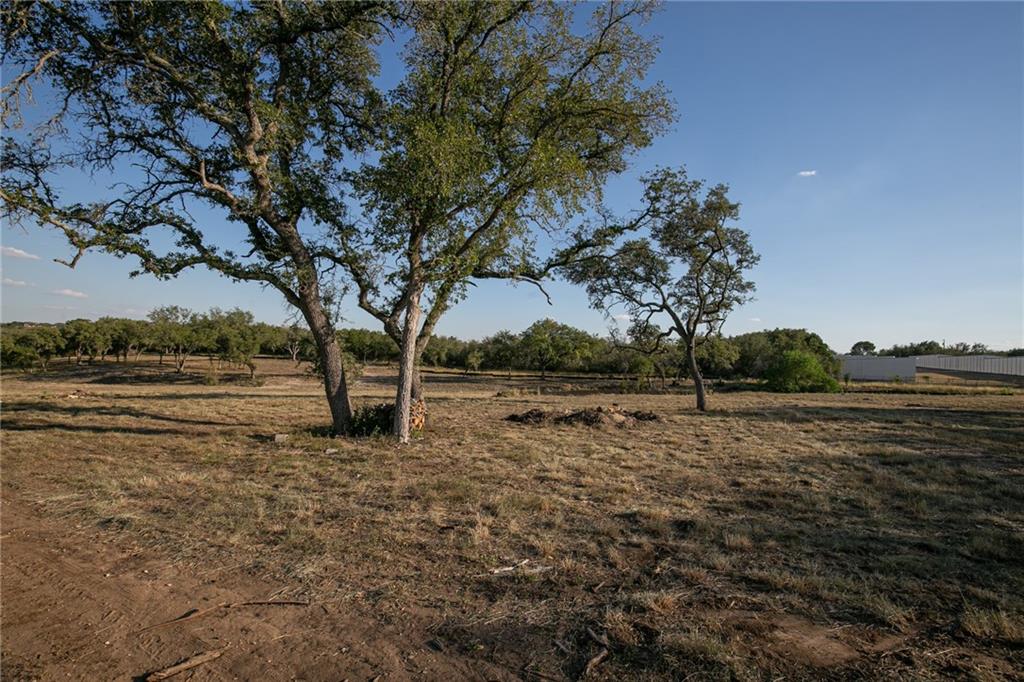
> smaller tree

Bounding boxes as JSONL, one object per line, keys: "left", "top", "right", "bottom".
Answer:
{"left": 284, "top": 324, "right": 313, "bottom": 365}
{"left": 765, "top": 350, "right": 840, "bottom": 393}
{"left": 61, "top": 319, "right": 104, "bottom": 364}
{"left": 148, "top": 306, "right": 202, "bottom": 373}
{"left": 105, "top": 318, "right": 149, "bottom": 362}
{"left": 1, "top": 327, "right": 37, "bottom": 369}
{"left": 254, "top": 323, "right": 286, "bottom": 357}
{"left": 1, "top": 325, "right": 64, "bottom": 370}
{"left": 482, "top": 330, "right": 522, "bottom": 378}
{"left": 850, "top": 341, "right": 876, "bottom": 356}
{"left": 464, "top": 349, "right": 483, "bottom": 374}
{"left": 520, "top": 319, "right": 596, "bottom": 379}
{"left": 34, "top": 326, "right": 66, "bottom": 369}
{"left": 569, "top": 168, "right": 759, "bottom": 411}
{"left": 731, "top": 328, "right": 837, "bottom": 378}
{"left": 206, "top": 309, "right": 260, "bottom": 379}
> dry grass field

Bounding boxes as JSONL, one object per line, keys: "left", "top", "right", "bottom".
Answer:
{"left": 2, "top": 358, "right": 1022, "bottom": 681}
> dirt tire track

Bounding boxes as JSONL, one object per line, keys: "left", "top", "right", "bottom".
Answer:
{"left": 1, "top": 496, "right": 517, "bottom": 681}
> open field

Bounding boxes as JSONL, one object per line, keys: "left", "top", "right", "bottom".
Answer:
{"left": 2, "top": 358, "right": 1022, "bottom": 680}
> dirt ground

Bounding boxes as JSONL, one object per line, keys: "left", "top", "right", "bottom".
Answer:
{"left": 2, "top": 358, "right": 1022, "bottom": 680}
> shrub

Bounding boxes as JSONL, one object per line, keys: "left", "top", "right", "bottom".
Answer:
{"left": 348, "top": 403, "right": 394, "bottom": 437}
{"left": 347, "top": 400, "right": 425, "bottom": 437}
{"left": 764, "top": 350, "right": 840, "bottom": 393}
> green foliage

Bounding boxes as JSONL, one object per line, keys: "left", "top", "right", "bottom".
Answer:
{"left": 464, "top": 349, "right": 483, "bottom": 373}
{"left": 519, "top": 319, "right": 599, "bottom": 376}
{"left": 61, "top": 318, "right": 110, "bottom": 361}
{"left": 341, "top": 1, "right": 674, "bottom": 435}
{"left": 566, "top": 168, "right": 758, "bottom": 408}
{"left": 880, "top": 340, "right": 990, "bottom": 357}
{"left": 695, "top": 336, "right": 740, "bottom": 379}
{"left": 421, "top": 335, "right": 472, "bottom": 368}
{"left": 731, "top": 329, "right": 838, "bottom": 379}
{"left": 879, "top": 340, "right": 945, "bottom": 357}
{"left": 1, "top": 326, "right": 56, "bottom": 369}
{"left": 338, "top": 328, "right": 397, "bottom": 364}
{"left": 347, "top": 403, "right": 394, "bottom": 437}
{"left": 850, "top": 341, "right": 876, "bottom": 356}
{"left": 205, "top": 309, "right": 261, "bottom": 377}
{"left": 764, "top": 350, "right": 840, "bottom": 393}
{"left": 350, "top": 1, "right": 673, "bottom": 312}
{"left": 568, "top": 169, "right": 758, "bottom": 347}
{"left": 21, "top": 309, "right": 969, "bottom": 394}
{"left": 482, "top": 330, "right": 523, "bottom": 374}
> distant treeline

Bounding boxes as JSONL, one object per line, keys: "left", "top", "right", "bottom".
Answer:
{"left": 2, "top": 308, "right": 836, "bottom": 382}
{"left": 849, "top": 340, "right": 1023, "bottom": 358}
{"left": 3, "top": 309, "right": 1015, "bottom": 382}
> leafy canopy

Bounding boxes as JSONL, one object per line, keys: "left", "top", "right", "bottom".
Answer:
{"left": 343, "top": 0, "right": 674, "bottom": 347}
{"left": 569, "top": 167, "right": 759, "bottom": 348}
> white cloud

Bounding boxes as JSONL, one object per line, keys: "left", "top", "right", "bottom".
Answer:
{"left": 1, "top": 246, "right": 40, "bottom": 260}
{"left": 797, "top": 170, "right": 817, "bottom": 177}
{"left": 2, "top": 277, "right": 28, "bottom": 287}
{"left": 612, "top": 313, "right": 631, "bottom": 321}
{"left": 749, "top": 317, "right": 762, "bottom": 322}
{"left": 52, "top": 288, "right": 88, "bottom": 299}
{"left": 43, "top": 305, "right": 77, "bottom": 311}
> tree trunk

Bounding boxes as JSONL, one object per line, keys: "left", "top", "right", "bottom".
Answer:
{"left": 393, "top": 287, "right": 423, "bottom": 443}
{"left": 411, "top": 366, "right": 424, "bottom": 402}
{"left": 300, "top": 301, "right": 353, "bottom": 435}
{"left": 687, "top": 340, "right": 707, "bottom": 412}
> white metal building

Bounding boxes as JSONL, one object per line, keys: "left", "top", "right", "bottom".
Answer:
{"left": 915, "top": 354, "right": 1024, "bottom": 377}
{"left": 839, "top": 355, "right": 917, "bottom": 381}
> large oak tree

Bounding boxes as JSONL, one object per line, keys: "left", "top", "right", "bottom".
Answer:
{"left": 2, "top": 0, "right": 390, "bottom": 433}
{"left": 2, "top": 0, "right": 673, "bottom": 440}
{"left": 339, "top": 0, "right": 673, "bottom": 440}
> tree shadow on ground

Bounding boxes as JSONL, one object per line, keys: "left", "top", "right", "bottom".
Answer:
{"left": 9, "top": 362, "right": 266, "bottom": 386}
{"left": 0, "top": 420, "right": 202, "bottom": 437}
{"left": 717, "top": 404, "right": 1023, "bottom": 456}
{"left": 1, "top": 402, "right": 252, "bottom": 427}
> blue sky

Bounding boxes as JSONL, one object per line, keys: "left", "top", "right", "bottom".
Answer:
{"left": 2, "top": 2, "right": 1022, "bottom": 352}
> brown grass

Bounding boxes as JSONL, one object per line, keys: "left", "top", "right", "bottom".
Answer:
{"left": 2, "top": 357, "right": 1023, "bottom": 679}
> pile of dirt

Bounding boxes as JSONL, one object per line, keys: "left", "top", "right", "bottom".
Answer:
{"left": 504, "top": 408, "right": 549, "bottom": 424}
{"left": 505, "top": 405, "right": 660, "bottom": 428}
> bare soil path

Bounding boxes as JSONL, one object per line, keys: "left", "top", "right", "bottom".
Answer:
{"left": 1, "top": 495, "right": 514, "bottom": 681}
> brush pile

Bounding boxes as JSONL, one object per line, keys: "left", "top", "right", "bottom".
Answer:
{"left": 506, "top": 405, "right": 659, "bottom": 428}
